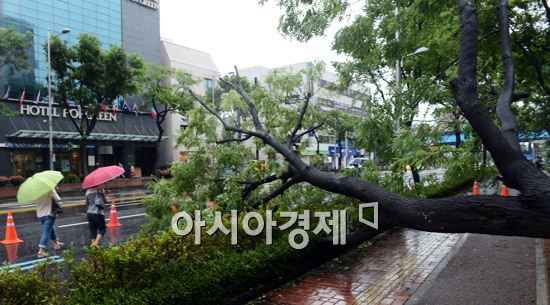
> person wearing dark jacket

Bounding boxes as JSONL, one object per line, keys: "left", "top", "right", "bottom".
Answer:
{"left": 85, "top": 185, "right": 107, "bottom": 246}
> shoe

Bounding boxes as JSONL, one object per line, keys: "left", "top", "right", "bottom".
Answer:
{"left": 54, "top": 242, "right": 64, "bottom": 250}
{"left": 37, "top": 251, "right": 49, "bottom": 258}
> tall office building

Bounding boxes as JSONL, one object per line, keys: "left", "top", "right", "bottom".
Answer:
{"left": 1, "top": 0, "right": 160, "bottom": 93}
{"left": 0, "top": 0, "right": 162, "bottom": 177}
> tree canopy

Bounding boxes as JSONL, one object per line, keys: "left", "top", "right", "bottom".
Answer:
{"left": 140, "top": 63, "right": 197, "bottom": 168}
{"left": 263, "top": 0, "right": 549, "bottom": 140}
{"left": 48, "top": 33, "right": 145, "bottom": 137}
{"left": 147, "top": 0, "right": 550, "bottom": 240}
{"left": 0, "top": 26, "right": 33, "bottom": 75}
{"left": 0, "top": 26, "right": 33, "bottom": 116}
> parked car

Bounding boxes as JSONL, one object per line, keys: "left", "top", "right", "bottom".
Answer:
{"left": 347, "top": 157, "right": 371, "bottom": 168}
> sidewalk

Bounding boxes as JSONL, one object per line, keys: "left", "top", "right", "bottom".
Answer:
{"left": 408, "top": 234, "right": 536, "bottom": 305}
{"left": 257, "top": 229, "right": 539, "bottom": 305}
{"left": 258, "top": 229, "right": 462, "bottom": 305}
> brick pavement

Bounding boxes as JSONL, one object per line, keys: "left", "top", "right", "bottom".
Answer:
{"left": 257, "top": 229, "right": 462, "bottom": 305}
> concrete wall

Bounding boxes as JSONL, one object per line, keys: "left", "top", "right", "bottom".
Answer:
{"left": 159, "top": 40, "right": 219, "bottom": 165}
{"left": 121, "top": 0, "right": 161, "bottom": 64}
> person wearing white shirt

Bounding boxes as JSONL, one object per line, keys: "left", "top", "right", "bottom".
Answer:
{"left": 36, "top": 188, "right": 64, "bottom": 258}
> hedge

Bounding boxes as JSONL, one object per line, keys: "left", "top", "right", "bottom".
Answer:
{"left": 0, "top": 170, "right": 483, "bottom": 304}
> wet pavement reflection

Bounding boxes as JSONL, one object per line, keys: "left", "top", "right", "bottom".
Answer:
{"left": 259, "top": 229, "right": 462, "bottom": 305}
{"left": 0, "top": 204, "right": 145, "bottom": 265}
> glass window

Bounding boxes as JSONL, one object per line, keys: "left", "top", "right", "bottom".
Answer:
{"left": 204, "top": 78, "right": 213, "bottom": 90}
{"left": 2, "top": 0, "right": 124, "bottom": 91}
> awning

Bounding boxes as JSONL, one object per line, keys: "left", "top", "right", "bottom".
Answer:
{"left": 8, "top": 130, "right": 167, "bottom": 143}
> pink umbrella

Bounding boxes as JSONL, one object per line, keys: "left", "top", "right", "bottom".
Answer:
{"left": 82, "top": 165, "right": 125, "bottom": 189}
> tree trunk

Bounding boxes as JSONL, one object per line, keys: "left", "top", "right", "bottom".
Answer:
{"left": 154, "top": 124, "right": 164, "bottom": 171}
{"left": 79, "top": 138, "right": 87, "bottom": 176}
{"left": 189, "top": 1, "right": 550, "bottom": 239}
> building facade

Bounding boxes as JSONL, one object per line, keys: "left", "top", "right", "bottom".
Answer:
{"left": 159, "top": 39, "right": 219, "bottom": 165}
{"left": 240, "top": 63, "right": 371, "bottom": 168}
{"left": 0, "top": 0, "right": 161, "bottom": 177}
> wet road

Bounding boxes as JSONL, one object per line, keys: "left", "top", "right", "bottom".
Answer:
{"left": 0, "top": 199, "right": 146, "bottom": 265}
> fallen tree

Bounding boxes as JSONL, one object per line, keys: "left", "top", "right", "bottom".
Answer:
{"left": 189, "top": 0, "right": 550, "bottom": 239}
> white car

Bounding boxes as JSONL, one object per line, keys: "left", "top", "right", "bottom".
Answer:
{"left": 347, "top": 157, "right": 371, "bottom": 168}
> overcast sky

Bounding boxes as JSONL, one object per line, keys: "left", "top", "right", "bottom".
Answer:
{"left": 159, "top": 0, "right": 343, "bottom": 74}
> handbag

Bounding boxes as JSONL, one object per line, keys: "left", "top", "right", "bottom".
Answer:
{"left": 51, "top": 198, "right": 63, "bottom": 214}
{"left": 93, "top": 193, "right": 106, "bottom": 210}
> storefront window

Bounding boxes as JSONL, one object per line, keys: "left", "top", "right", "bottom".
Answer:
{"left": 53, "top": 149, "right": 80, "bottom": 175}
{"left": 12, "top": 151, "right": 37, "bottom": 177}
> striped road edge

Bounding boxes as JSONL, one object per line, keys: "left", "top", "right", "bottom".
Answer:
{"left": 0, "top": 256, "right": 64, "bottom": 272}
{"left": 536, "top": 239, "right": 549, "bottom": 305}
{"left": 0, "top": 195, "right": 146, "bottom": 215}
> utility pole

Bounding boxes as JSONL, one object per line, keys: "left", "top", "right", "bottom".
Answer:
{"left": 47, "top": 27, "right": 70, "bottom": 170}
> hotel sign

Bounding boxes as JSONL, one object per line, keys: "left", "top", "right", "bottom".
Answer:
{"left": 20, "top": 104, "right": 117, "bottom": 122}
{"left": 130, "top": 0, "right": 159, "bottom": 10}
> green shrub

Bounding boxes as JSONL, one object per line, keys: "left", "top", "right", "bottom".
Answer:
{"left": 0, "top": 262, "right": 61, "bottom": 305}
{"left": 0, "top": 200, "right": 364, "bottom": 304}
{"left": 63, "top": 174, "right": 81, "bottom": 184}
{"left": 62, "top": 227, "right": 324, "bottom": 305}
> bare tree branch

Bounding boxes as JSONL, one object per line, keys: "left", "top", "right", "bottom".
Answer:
{"left": 293, "top": 119, "right": 326, "bottom": 142}
{"left": 249, "top": 176, "right": 303, "bottom": 209}
{"left": 541, "top": 0, "right": 550, "bottom": 27}
{"left": 517, "top": 43, "right": 550, "bottom": 96}
{"left": 188, "top": 89, "right": 263, "bottom": 138}
{"left": 367, "top": 69, "right": 387, "bottom": 103}
{"left": 496, "top": 0, "right": 521, "bottom": 153}
{"left": 450, "top": 0, "right": 550, "bottom": 194}
{"left": 189, "top": 0, "right": 550, "bottom": 240}
{"left": 512, "top": 92, "right": 530, "bottom": 102}
{"left": 219, "top": 66, "right": 266, "bottom": 132}
{"left": 243, "top": 170, "right": 292, "bottom": 200}
{"left": 287, "top": 93, "right": 312, "bottom": 147}
{"left": 216, "top": 134, "right": 253, "bottom": 145}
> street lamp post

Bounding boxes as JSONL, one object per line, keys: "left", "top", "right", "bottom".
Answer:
{"left": 47, "top": 27, "right": 70, "bottom": 170}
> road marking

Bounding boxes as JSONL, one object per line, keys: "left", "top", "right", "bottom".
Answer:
{"left": 0, "top": 196, "right": 146, "bottom": 215}
{"left": 57, "top": 213, "right": 146, "bottom": 228}
{"left": 535, "top": 239, "right": 548, "bottom": 305}
{"left": 0, "top": 256, "right": 64, "bottom": 272}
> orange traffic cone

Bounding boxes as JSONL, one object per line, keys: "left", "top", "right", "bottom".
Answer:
{"left": 171, "top": 197, "right": 178, "bottom": 214}
{"left": 106, "top": 201, "right": 122, "bottom": 228}
{"left": 472, "top": 180, "right": 480, "bottom": 196}
{"left": 1, "top": 212, "right": 23, "bottom": 244}
{"left": 4, "top": 243, "right": 19, "bottom": 264}
{"left": 501, "top": 185, "right": 509, "bottom": 197}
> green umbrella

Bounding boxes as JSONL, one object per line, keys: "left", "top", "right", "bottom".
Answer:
{"left": 17, "top": 171, "right": 64, "bottom": 203}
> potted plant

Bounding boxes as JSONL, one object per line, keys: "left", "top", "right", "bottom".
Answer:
{"left": 0, "top": 176, "right": 9, "bottom": 187}
{"left": 8, "top": 176, "right": 24, "bottom": 186}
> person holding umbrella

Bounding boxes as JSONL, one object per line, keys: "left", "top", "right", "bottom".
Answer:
{"left": 17, "top": 171, "right": 65, "bottom": 258}
{"left": 82, "top": 165, "right": 124, "bottom": 246}
{"left": 35, "top": 188, "right": 64, "bottom": 257}
{"left": 85, "top": 184, "right": 108, "bottom": 246}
